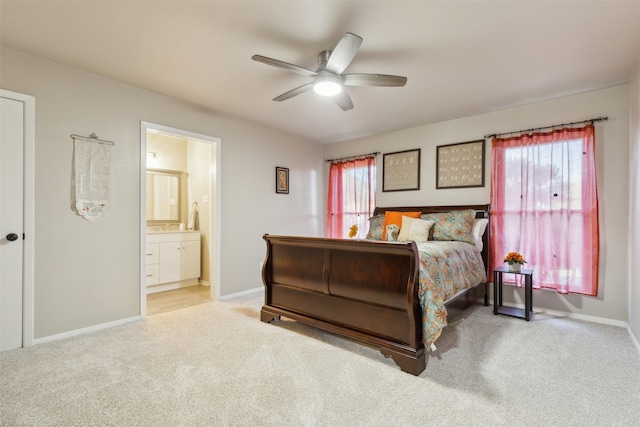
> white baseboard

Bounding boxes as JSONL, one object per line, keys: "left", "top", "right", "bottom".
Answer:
{"left": 478, "top": 296, "right": 628, "bottom": 328}
{"left": 31, "top": 286, "right": 262, "bottom": 345}
{"left": 628, "top": 325, "right": 640, "bottom": 357}
{"left": 32, "top": 315, "right": 141, "bottom": 346}
{"left": 218, "top": 286, "right": 263, "bottom": 301}
{"left": 146, "top": 278, "right": 199, "bottom": 294}
{"left": 533, "top": 306, "right": 628, "bottom": 328}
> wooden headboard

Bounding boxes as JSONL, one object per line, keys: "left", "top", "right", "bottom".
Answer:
{"left": 372, "top": 204, "right": 491, "bottom": 276}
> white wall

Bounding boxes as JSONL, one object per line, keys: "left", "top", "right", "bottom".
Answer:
{"left": 0, "top": 48, "right": 323, "bottom": 339}
{"left": 187, "top": 138, "right": 213, "bottom": 286}
{"left": 324, "top": 85, "right": 630, "bottom": 322}
{"left": 629, "top": 62, "right": 640, "bottom": 346}
{"left": 146, "top": 133, "right": 189, "bottom": 226}
{"left": 147, "top": 133, "right": 188, "bottom": 171}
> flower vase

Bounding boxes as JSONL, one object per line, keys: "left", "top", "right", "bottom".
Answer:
{"left": 508, "top": 263, "right": 521, "bottom": 273}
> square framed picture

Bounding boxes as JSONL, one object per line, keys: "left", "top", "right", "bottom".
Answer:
{"left": 275, "top": 166, "right": 289, "bottom": 194}
{"left": 382, "top": 149, "right": 420, "bottom": 192}
{"left": 436, "top": 140, "right": 485, "bottom": 189}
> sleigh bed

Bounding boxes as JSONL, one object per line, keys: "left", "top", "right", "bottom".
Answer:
{"left": 261, "top": 204, "right": 491, "bottom": 375}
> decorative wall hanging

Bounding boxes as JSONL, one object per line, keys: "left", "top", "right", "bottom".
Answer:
{"left": 276, "top": 166, "right": 289, "bottom": 194}
{"left": 382, "top": 149, "right": 420, "bottom": 192}
{"left": 71, "top": 133, "right": 114, "bottom": 222}
{"left": 436, "top": 139, "right": 485, "bottom": 189}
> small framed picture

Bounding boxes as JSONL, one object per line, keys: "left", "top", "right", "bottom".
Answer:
{"left": 436, "top": 140, "right": 485, "bottom": 189}
{"left": 383, "top": 149, "right": 420, "bottom": 192}
{"left": 276, "top": 167, "right": 289, "bottom": 194}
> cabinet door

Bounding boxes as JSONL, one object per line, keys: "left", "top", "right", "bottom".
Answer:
{"left": 145, "top": 244, "right": 159, "bottom": 265}
{"left": 146, "top": 263, "right": 160, "bottom": 286}
{"left": 181, "top": 240, "right": 201, "bottom": 280}
{"left": 159, "top": 241, "right": 181, "bottom": 283}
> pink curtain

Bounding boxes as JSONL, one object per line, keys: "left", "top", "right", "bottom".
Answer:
{"left": 490, "top": 125, "right": 599, "bottom": 296}
{"left": 327, "top": 156, "right": 376, "bottom": 238}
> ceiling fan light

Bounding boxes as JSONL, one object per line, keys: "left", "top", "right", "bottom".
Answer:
{"left": 313, "top": 75, "right": 343, "bottom": 96}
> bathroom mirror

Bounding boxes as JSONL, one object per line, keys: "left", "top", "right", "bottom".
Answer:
{"left": 146, "top": 169, "right": 182, "bottom": 223}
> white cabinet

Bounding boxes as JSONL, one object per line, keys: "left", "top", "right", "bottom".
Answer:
{"left": 145, "top": 243, "right": 160, "bottom": 286}
{"left": 181, "top": 239, "right": 201, "bottom": 280}
{"left": 159, "top": 241, "right": 182, "bottom": 283}
{"left": 146, "top": 232, "right": 201, "bottom": 293}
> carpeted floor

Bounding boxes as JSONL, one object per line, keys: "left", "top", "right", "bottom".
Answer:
{"left": 1, "top": 292, "right": 639, "bottom": 426}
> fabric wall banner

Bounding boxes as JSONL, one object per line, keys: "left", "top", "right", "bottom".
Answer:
{"left": 71, "top": 136, "right": 112, "bottom": 223}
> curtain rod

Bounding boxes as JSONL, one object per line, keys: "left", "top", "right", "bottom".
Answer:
{"left": 325, "top": 151, "right": 380, "bottom": 163}
{"left": 484, "top": 116, "right": 608, "bottom": 139}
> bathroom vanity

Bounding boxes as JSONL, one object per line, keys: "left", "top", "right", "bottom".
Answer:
{"left": 146, "top": 231, "right": 201, "bottom": 293}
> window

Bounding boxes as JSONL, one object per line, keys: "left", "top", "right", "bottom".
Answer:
{"left": 327, "top": 156, "right": 376, "bottom": 238}
{"left": 490, "top": 125, "right": 599, "bottom": 295}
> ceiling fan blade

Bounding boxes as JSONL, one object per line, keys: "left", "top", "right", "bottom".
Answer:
{"left": 334, "top": 90, "right": 354, "bottom": 111}
{"left": 343, "top": 73, "right": 407, "bottom": 87}
{"left": 325, "top": 33, "right": 363, "bottom": 74}
{"left": 273, "top": 83, "right": 314, "bottom": 102}
{"left": 251, "top": 55, "right": 317, "bottom": 77}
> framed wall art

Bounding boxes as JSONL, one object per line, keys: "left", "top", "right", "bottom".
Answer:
{"left": 382, "top": 149, "right": 420, "bottom": 192}
{"left": 436, "top": 140, "right": 485, "bottom": 189}
{"left": 275, "top": 166, "right": 289, "bottom": 194}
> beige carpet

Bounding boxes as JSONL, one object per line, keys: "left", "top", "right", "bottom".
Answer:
{"left": 2, "top": 292, "right": 639, "bottom": 426}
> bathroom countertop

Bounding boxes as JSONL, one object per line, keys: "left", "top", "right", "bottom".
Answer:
{"left": 147, "top": 230, "right": 200, "bottom": 234}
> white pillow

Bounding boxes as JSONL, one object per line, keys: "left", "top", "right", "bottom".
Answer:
{"left": 398, "top": 217, "right": 435, "bottom": 242}
{"left": 472, "top": 218, "right": 489, "bottom": 252}
{"left": 397, "top": 215, "right": 416, "bottom": 241}
{"left": 408, "top": 219, "right": 435, "bottom": 242}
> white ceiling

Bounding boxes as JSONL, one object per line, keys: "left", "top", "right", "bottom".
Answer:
{"left": 1, "top": 1, "right": 639, "bottom": 144}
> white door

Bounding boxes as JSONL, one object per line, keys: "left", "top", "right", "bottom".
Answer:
{"left": 0, "top": 95, "right": 24, "bottom": 351}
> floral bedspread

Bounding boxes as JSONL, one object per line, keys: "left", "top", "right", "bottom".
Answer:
{"left": 416, "top": 241, "right": 487, "bottom": 347}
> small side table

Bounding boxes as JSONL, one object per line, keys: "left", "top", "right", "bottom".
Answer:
{"left": 493, "top": 266, "right": 534, "bottom": 321}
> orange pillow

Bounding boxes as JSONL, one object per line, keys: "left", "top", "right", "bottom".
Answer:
{"left": 382, "top": 211, "right": 421, "bottom": 241}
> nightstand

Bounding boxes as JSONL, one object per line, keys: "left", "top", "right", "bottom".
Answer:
{"left": 493, "top": 266, "right": 534, "bottom": 321}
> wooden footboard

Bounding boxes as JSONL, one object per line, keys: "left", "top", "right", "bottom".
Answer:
{"left": 261, "top": 235, "right": 426, "bottom": 374}
{"left": 261, "top": 204, "right": 490, "bottom": 375}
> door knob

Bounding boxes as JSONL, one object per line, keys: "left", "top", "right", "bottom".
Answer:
{"left": 6, "top": 233, "right": 19, "bottom": 241}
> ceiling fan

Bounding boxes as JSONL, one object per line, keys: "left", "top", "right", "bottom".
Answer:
{"left": 252, "top": 33, "right": 407, "bottom": 111}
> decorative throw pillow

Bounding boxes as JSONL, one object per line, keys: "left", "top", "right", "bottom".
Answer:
{"left": 398, "top": 217, "right": 435, "bottom": 242}
{"left": 420, "top": 209, "right": 476, "bottom": 244}
{"left": 472, "top": 218, "right": 489, "bottom": 252}
{"left": 397, "top": 215, "right": 417, "bottom": 242}
{"left": 385, "top": 224, "right": 400, "bottom": 241}
{"left": 365, "top": 214, "right": 385, "bottom": 240}
{"left": 382, "top": 211, "right": 421, "bottom": 241}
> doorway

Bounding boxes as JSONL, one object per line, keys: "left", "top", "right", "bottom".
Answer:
{"left": 140, "top": 122, "right": 221, "bottom": 317}
{"left": 0, "top": 89, "right": 35, "bottom": 351}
